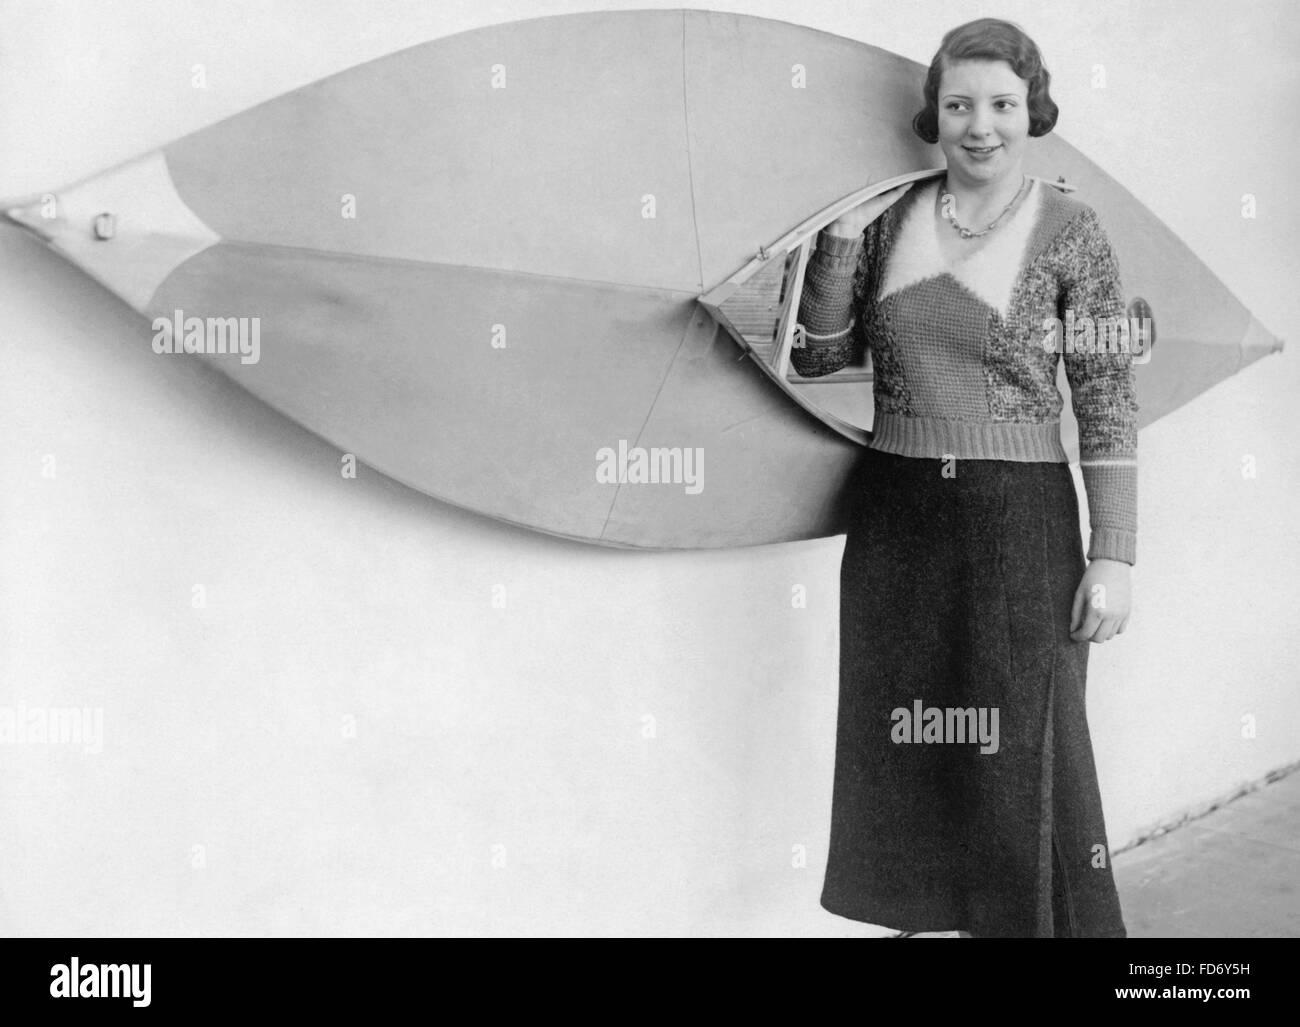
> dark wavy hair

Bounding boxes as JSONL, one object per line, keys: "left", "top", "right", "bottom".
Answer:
{"left": 912, "top": 18, "right": 1059, "bottom": 144}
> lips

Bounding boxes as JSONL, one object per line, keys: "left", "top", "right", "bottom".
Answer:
{"left": 963, "top": 144, "right": 1001, "bottom": 155}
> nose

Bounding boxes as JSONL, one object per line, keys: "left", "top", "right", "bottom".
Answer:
{"left": 967, "top": 107, "right": 994, "bottom": 140}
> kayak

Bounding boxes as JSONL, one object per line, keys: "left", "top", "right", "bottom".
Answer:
{"left": 3, "top": 9, "right": 1281, "bottom": 548}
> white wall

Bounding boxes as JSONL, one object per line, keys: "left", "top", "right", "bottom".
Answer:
{"left": 1, "top": 0, "right": 1296, "bottom": 936}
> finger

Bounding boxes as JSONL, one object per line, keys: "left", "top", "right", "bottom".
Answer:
{"left": 1094, "top": 620, "right": 1119, "bottom": 644}
{"left": 1116, "top": 615, "right": 1130, "bottom": 635}
{"left": 1070, "top": 592, "right": 1095, "bottom": 637}
{"left": 1071, "top": 608, "right": 1102, "bottom": 642}
{"left": 1069, "top": 586, "right": 1087, "bottom": 633}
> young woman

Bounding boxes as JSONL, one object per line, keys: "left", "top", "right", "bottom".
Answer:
{"left": 793, "top": 18, "right": 1134, "bottom": 938}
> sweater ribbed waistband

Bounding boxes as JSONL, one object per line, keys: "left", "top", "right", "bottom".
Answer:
{"left": 869, "top": 412, "right": 1068, "bottom": 463}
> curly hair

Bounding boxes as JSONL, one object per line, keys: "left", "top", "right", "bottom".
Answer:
{"left": 912, "top": 18, "right": 1059, "bottom": 144}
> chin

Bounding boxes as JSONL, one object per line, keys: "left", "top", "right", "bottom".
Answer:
{"left": 948, "top": 151, "right": 1017, "bottom": 183}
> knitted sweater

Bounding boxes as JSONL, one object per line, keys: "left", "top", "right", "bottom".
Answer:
{"left": 793, "top": 177, "right": 1138, "bottom": 564}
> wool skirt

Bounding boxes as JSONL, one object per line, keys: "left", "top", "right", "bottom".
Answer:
{"left": 821, "top": 445, "right": 1127, "bottom": 938}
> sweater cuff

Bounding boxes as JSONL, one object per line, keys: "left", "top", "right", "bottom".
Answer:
{"left": 815, "top": 229, "right": 864, "bottom": 265}
{"left": 1087, "top": 526, "right": 1136, "bottom": 565}
{"left": 1079, "top": 460, "right": 1137, "bottom": 565}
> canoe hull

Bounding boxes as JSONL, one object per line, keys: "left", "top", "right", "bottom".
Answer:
{"left": 5, "top": 9, "right": 1282, "bottom": 547}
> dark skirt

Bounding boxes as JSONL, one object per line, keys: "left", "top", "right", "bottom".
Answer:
{"left": 822, "top": 446, "right": 1126, "bottom": 938}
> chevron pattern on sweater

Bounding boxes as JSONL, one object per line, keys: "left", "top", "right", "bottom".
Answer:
{"left": 878, "top": 179, "right": 1042, "bottom": 319}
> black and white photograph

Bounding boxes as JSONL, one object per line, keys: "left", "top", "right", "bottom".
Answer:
{"left": 0, "top": 0, "right": 1295, "bottom": 996}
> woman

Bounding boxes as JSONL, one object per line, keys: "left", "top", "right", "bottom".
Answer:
{"left": 793, "top": 18, "right": 1134, "bottom": 938}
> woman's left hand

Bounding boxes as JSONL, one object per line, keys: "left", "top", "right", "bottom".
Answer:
{"left": 1069, "top": 558, "right": 1131, "bottom": 643}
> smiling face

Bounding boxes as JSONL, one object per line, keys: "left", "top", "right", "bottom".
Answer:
{"left": 937, "top": 59, "right": 1031, "bottom": 188}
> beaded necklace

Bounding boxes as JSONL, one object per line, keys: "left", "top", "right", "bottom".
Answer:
{"left": 938, "top": 174, "right": 1030, "bottom": 239}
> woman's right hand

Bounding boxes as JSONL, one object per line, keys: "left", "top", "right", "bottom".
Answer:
{"left": 823, "top": 181, "right": 914, "bottom": 238}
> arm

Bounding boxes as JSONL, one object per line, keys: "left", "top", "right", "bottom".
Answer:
{"left": 1060, "top": 206, "right": 1139, "bottom": 567}
{"left": 789, "top": 182, "right": 910, "bottom": 379}
{"left": 789, "top": 228, "right": 863, "bottom": 378}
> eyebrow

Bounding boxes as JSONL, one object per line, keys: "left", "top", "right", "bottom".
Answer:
{"left": 941, "top": 92, "right": 1024, "bottom": 100}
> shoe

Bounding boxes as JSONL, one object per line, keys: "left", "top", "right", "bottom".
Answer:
{"left": 891, "top": 929, "right": 970, "bottom": 937}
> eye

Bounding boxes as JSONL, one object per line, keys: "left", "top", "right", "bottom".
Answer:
{"left": 944, "top": 101, "right": 969, "bottom": 113}
{"left": 995, "top": 100, "right": 1019, "bottom": 111}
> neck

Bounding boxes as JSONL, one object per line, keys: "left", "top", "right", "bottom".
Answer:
{"left": 944, "top": 167, "right": 1027, "bottom": 221}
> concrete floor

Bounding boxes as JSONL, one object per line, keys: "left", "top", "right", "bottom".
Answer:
{"left": 1113, "top": 769, "right": 1300, "bottom": 938}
